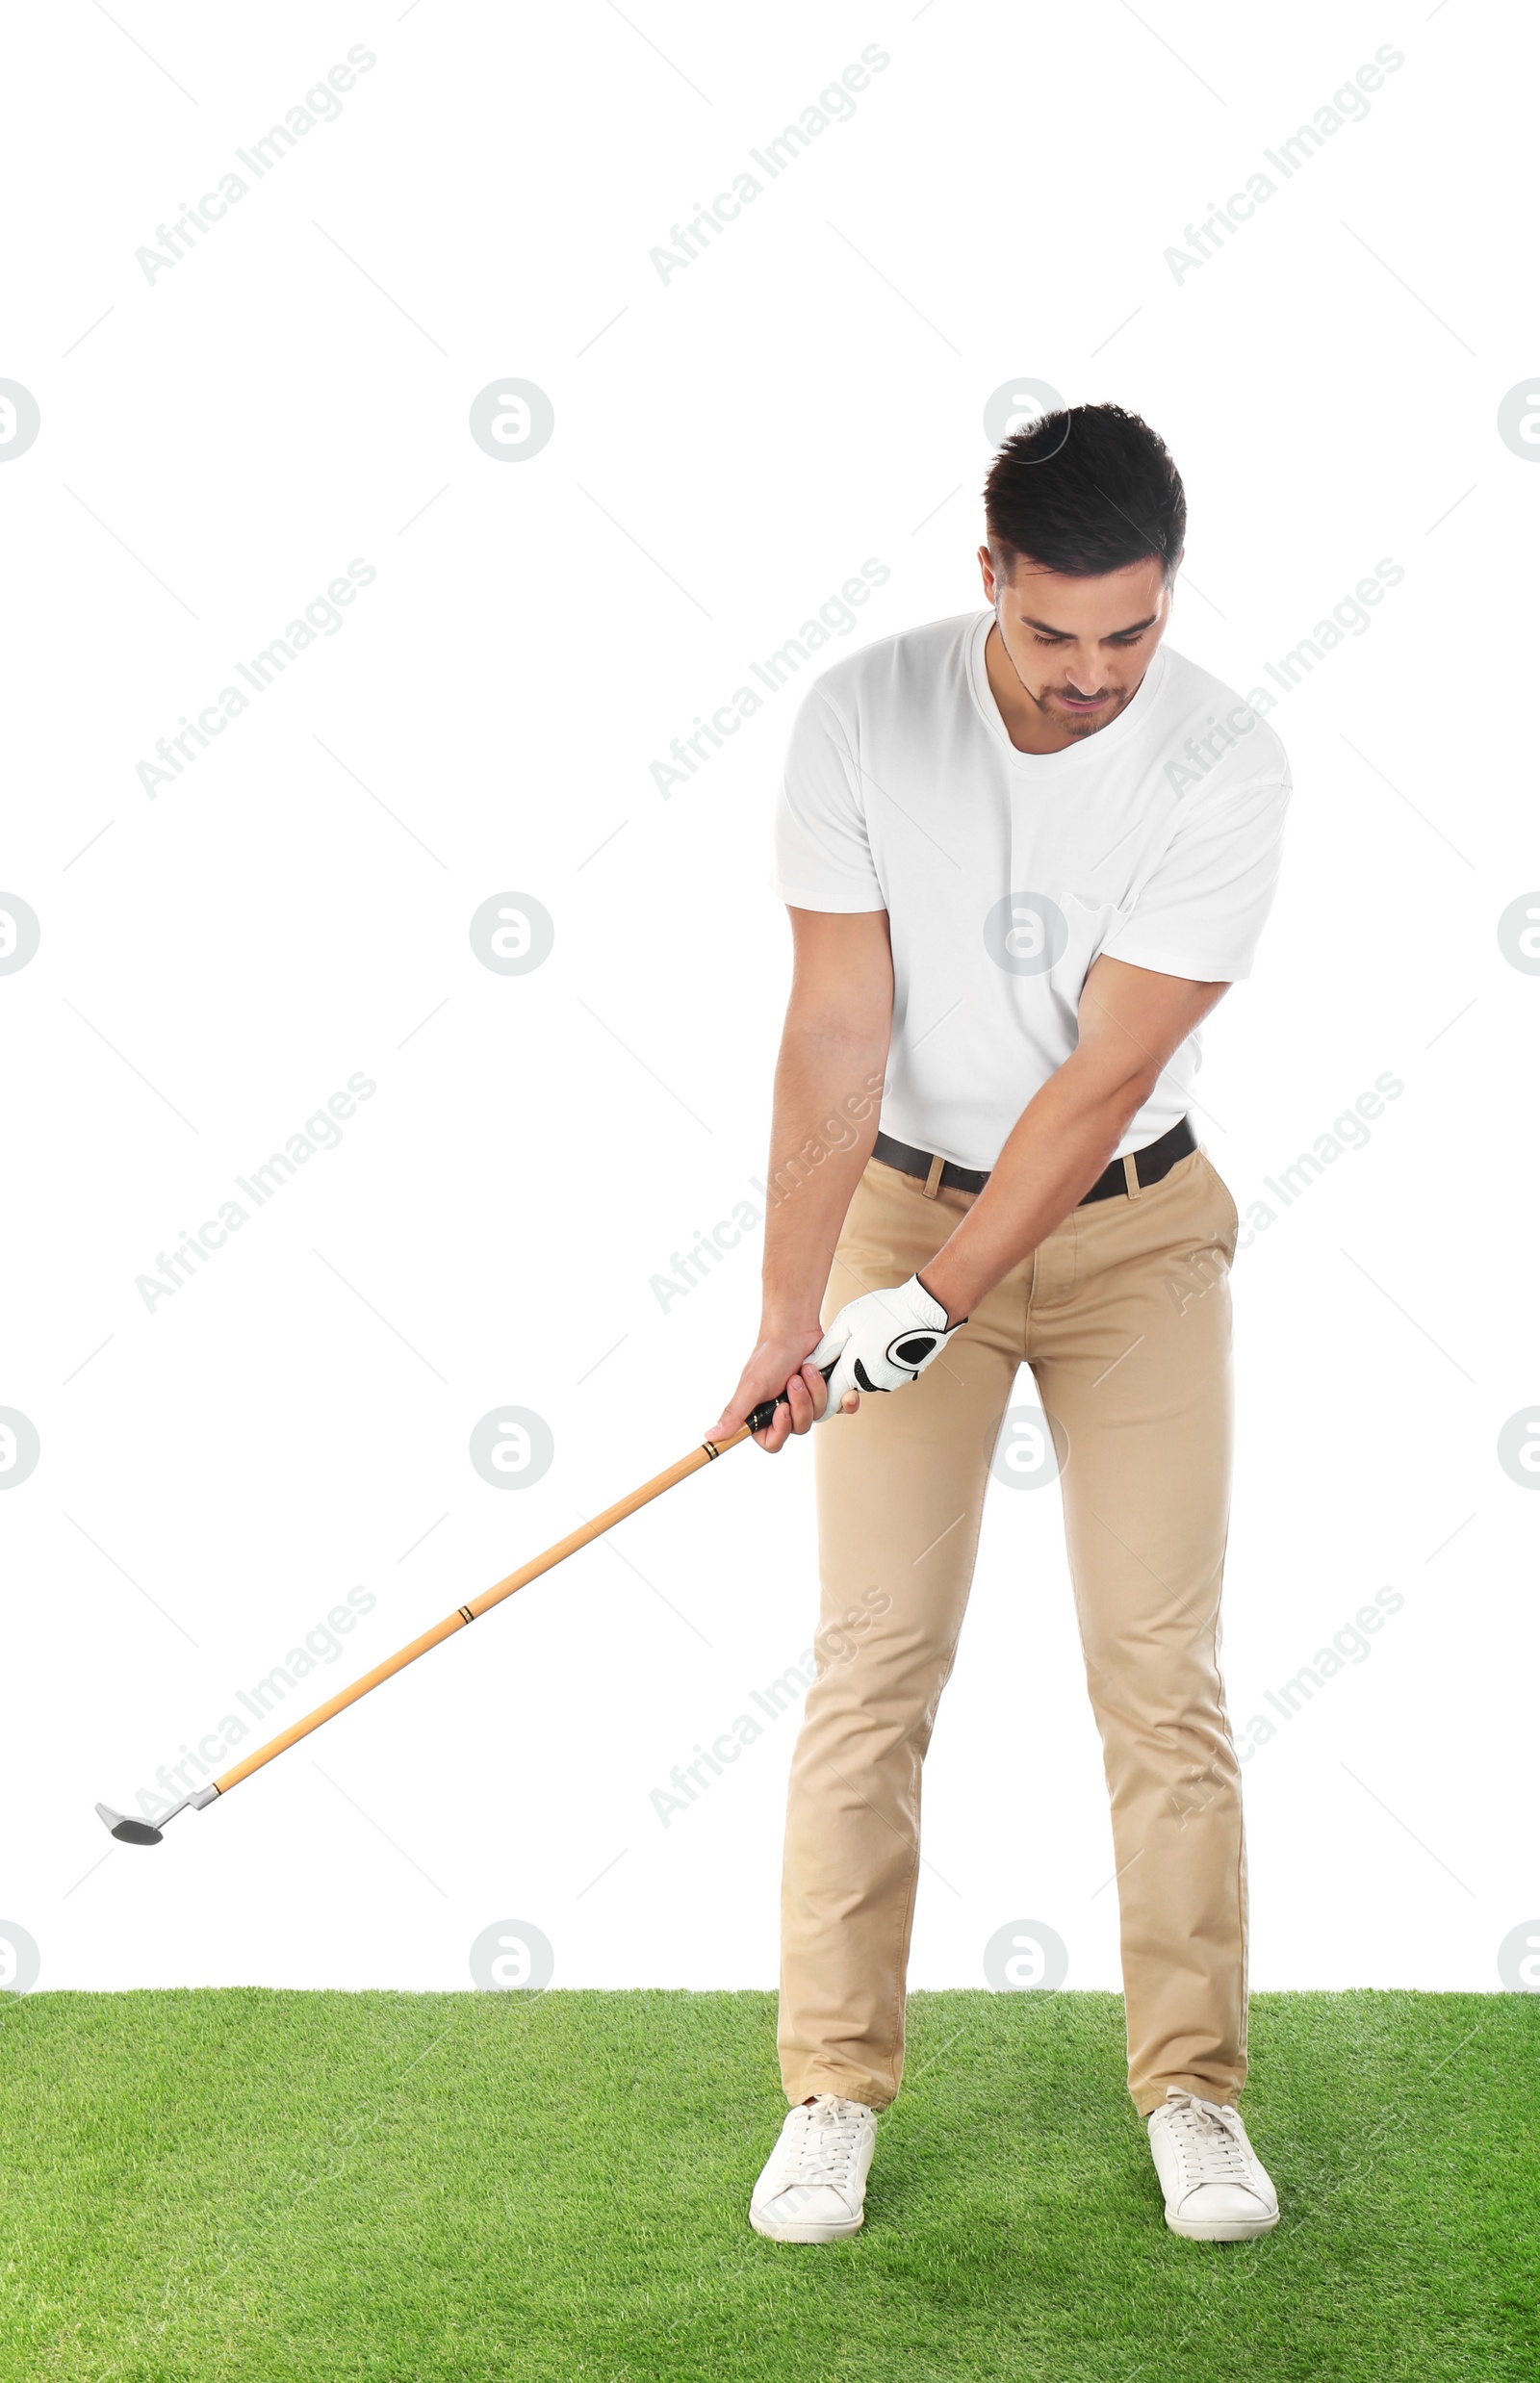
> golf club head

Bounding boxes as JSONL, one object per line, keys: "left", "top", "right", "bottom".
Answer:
{"left": 95, "top": 1802, "right": 164, "bottom": 1846}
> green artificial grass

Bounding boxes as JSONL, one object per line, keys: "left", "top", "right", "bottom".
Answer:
{"left": 1, "top": 1989, "right": 1534, "bottom": 2381}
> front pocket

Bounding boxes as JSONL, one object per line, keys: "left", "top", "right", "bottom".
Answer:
{"left": 828, "top": 1160, "right": 952, "bottom": 1312}
{"left": 1198, "top": 1150, "right": 1241, "bottom": 1256}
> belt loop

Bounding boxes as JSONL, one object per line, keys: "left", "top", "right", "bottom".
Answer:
{"left": 923, "top": 1152, "right": 945, "bottom": 1200}
{"left": 1122, "top": 1152, "right": 1142, "bottom": 1200}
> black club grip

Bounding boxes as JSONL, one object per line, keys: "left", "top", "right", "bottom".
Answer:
{"left": 746, "top": 1361, "right": 836, "bottom": 1436}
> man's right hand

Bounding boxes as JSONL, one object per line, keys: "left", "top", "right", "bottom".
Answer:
{"left": 705, "top": 1329, "right": 860, "bottom": 1453}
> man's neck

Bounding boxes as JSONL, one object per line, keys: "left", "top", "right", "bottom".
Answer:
{"left": 983, "top": 620, "right": 1149, "bottom": 756}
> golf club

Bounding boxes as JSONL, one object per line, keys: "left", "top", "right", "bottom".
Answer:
{"left": 96, "top": 1368, "right": 834, "bottom": 1846}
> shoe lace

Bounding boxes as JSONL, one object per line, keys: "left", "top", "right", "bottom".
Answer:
{"left": 1165, "top": 2092, "right": 1252, "bottom": 2186}
{"left": 780, "top": 2096, "right": 868, "bottom": 2190}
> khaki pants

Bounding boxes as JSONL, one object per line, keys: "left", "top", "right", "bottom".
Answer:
{"left": 778, "top": 1140, "right": 1246, "bottom": 2118}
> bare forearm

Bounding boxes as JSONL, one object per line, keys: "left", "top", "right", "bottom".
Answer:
{"left": 917, "top": 1054, "right": 1154, "bottom": 1323}
{"left": 759, "top": 1027, "right": 888, "bottom": 1332}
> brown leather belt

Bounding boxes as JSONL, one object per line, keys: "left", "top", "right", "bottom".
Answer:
{"left": 871, "top": 1115, "right": 1197, "bottom": 1204}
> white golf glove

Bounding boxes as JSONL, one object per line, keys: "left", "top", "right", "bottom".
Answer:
{"left": 811, "top": 1273, "right": 965, "bottom": 1417}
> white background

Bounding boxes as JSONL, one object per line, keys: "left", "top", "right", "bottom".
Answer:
{"left": 2, "top": 0, "right": 1535, "bottom": 1999}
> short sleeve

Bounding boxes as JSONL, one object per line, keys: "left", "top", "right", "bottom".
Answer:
{"left": 771, "top": 686, "right": 886, "bottom": 912}
{"left": 1100, "top": 777, "right": 1291, "bottom": 983}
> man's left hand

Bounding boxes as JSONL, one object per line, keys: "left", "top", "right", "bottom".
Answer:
{"left": 810, "top": 1274, "right": 964, "bottom": 1417}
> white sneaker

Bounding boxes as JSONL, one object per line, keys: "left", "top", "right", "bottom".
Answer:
{"left": 749, "top": 2094, "right": 878, "bottom": 2242}
{"left": 1147, "top": 2088, "right": 1280, "bottom": 2242}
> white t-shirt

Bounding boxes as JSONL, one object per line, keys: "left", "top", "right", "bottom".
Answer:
{"left": 771, "top": 608, "right": 1291, "bottom": 1170}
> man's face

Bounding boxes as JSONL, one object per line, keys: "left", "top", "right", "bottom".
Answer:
{"left": 978, "top": 547, "right": 1175, "bottom": 741}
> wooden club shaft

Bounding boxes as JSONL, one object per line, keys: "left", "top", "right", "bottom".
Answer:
{"left": 212, "top": 1423, "right": 752, "bottom": 1797}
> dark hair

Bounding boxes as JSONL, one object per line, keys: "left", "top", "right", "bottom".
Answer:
{"left": 984, "top": 402, "right": 1186, "bottom": 579}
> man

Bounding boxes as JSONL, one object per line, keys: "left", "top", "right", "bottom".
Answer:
{"left": 706, "top": 403, "right": 1292, "bottom": 2247}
